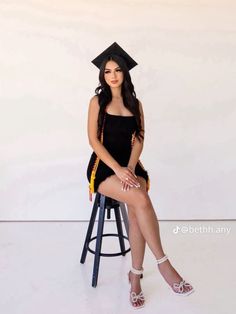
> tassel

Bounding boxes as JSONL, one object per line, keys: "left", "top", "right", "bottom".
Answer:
{"left": 89, "top": 169, "right": 96, "bottom": 201}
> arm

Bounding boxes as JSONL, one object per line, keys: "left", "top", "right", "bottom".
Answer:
{"left": 87, "top": 96, "right": 140, "bottom": 187}
{"left": 87, "top": 95, "right": 120, "bottom": 172}
{"left": 127, "top": 99, "right": 145, "bottom": 171}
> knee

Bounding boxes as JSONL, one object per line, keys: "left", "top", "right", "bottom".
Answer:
{"left": 132, "top": 191, "right": 151, "bottom": 211}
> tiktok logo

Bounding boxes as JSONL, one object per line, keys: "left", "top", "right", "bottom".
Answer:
{"left": 173, "top": 226, "right": 180, "bottom": 234}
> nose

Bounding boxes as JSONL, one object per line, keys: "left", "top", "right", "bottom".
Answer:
{"left": 111, "top": 71, "right": 117, "bottom": 79}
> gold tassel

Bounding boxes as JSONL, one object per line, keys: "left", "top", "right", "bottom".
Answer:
{"left": 89, "top": 170, "right": 96, "bottom": 201}
{"left": 89, "top": 170, "right": 96, "bottom": 193}
{"left": 88, "top": 158, "right": 99, "bottom": 202}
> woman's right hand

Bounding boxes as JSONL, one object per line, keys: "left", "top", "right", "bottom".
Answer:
{"left": 114, "top": 165, "right": 140, "bottom": 189}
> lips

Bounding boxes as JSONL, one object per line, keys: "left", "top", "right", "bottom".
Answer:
{"left": 111, "top": 80, "right": 118, "bottom": 83}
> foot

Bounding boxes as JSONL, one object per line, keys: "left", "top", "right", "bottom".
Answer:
{"left": 157, "top": 255, "right": 194, "bottom": 296}
{"left": 128, "top": 267, "right": 145, "bottom": 309}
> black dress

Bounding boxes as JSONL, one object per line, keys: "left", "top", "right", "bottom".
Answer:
{"left": 86, "top": 111, "right": 150, "bottom": 198}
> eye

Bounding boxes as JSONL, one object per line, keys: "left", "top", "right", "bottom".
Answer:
{"left": 104, "top": 71, "right": 110, "bottom": 74}
{"left": 116, "top": 69, "right": 122, "bottom": 72}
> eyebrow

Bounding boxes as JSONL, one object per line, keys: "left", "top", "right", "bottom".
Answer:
{"left": 105, "top": 66, "right": 121, "bottom": 70}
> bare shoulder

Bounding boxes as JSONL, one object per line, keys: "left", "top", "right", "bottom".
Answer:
{"left": 88, "top": 95, "right": 100, "bottom": 115}
{"left": 89, "top": 95, "right": 99, "bottom": 107}
{"left": 90, "top": 94, "right": 99, "bottom": 102}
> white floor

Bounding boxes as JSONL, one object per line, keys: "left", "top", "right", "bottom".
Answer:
{"left": 0, "top": 220, "right": 235, "bottom": 314}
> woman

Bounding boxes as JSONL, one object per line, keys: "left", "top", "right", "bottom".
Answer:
{"left": 86, "top": 42, "right": 194, "bottom": 309}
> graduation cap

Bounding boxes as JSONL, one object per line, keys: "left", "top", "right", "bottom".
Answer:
{"left": 91, "top": 42, "right": 138, "bottom": 70}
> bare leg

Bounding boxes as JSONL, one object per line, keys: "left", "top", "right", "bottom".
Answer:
{"left": 98, "top": 174, "right": 192, "bottom": 293}
{"left": 126, "top": 177, "right": 146, "bottom": 307}
{"left": 127, "top": 206, "right": 146, "bottom": 271}
{"left": 127, "top": 177, "right": 146, "bottom": 270}
{"left": 127, "top": 205, "right": 145, "bottom": 307}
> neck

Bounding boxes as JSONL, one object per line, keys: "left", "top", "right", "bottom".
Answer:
{"left": 110, "top": 86, "right": 122, "bottom": 99}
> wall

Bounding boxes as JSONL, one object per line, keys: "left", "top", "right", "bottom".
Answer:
{"left": 0, "top": 0, "right": 235, "bottom": 220}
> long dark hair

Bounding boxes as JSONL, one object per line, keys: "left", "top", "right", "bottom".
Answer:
{"left": 94, "top": 54, "right": 144, "bottom": 142}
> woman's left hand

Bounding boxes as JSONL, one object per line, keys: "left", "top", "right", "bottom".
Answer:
{"left": 121, "top": 165, "right": 139, "bottom": 191}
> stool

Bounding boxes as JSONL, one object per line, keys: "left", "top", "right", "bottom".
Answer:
{"left": 80, "top": 192, "right": 130, "bottom": 287}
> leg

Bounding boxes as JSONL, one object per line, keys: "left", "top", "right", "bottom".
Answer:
{"left": 98, "top": 174, "right": 193, "bottom": 294}
{"left": 126, "top": 177, "right": 147, "bottom": 308}
{"left": 98, "top": 175, "right": 165, "bottom": 259}
{"left": 127, "top": 207, "right": 145, "bottom": 308}
{"left": 98, "top": 176, "right": 147, "bottom": 308}
{"left": 127, "top": 177, "right": 147, "bottom": 270}
{"left": 127, "top": 204, "right": 146, "bottom": 270}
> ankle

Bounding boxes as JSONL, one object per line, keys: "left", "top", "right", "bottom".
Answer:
{"left": 131, "top": 266, "right": 143, "bottom": 273}
{"left": 156, "top": 254, "right": 168, "bottom": 264}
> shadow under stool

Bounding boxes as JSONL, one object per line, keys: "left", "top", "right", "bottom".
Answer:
{"left": 80, "top": 192, "right": 130, "bottom": 287}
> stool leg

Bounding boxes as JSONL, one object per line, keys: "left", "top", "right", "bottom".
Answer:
{"left": 92, "top": 194, "right": 106, "bottom": 287}
{"left": 114, "top": 207, "right": 126, "bottom": 256}
{"left": 119, "top": 202, "right": 129, "bottom": 237}
{"left": 80, "top": 193, "right": 100, "bottom": 264}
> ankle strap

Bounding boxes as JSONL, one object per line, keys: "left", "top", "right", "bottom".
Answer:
{"left": 156, "top": 255, "right": 168, "bottom": 264}
{"left": 130, "top": 266, "right": 144, "bottom": 275}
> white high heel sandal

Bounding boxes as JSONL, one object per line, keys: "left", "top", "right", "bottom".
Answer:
{"left": 156, "top": 255, "right": 195, "bottom": 296}
{"left": 128, "top": 267, "right": 145, "bottom": 309}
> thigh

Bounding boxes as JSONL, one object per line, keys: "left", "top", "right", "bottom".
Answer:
{"left": 126, "top": 176, "right": 147, "bottom": 214}
{"left": 97, "top": 174, "right": 149, "bottom": 207}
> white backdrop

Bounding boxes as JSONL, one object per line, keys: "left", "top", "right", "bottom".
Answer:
{"left": 0, "top": 0, "right": 235, "bottom": 220}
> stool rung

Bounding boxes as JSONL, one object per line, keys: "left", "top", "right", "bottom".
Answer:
{"left": 88, "top": 233, "right": 130, "bottom": 257}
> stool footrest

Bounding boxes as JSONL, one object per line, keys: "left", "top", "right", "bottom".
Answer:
{"left": 88, "top": 233, "right": 130, "bottom": 257}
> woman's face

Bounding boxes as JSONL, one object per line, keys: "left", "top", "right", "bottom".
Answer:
{"left": 104, "top": 60, "right": 124, "bottom": 88}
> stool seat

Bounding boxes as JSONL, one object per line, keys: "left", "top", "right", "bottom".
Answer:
{"left": 80, "top": 192, "right": 130, "bottom": 287}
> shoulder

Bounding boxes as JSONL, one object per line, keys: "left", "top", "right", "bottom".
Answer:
{"left": 88, "top": 95, "right": 100, "bottom": 112}
{"left": 89, "top": 94, "right": 99, "bottom": 105}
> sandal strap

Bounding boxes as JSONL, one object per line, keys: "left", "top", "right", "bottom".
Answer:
{"left": 156, "top": 254, "right": 169, "bottom": 264}
{"left": 130, "top": 291, "right": 145, "bottom": 302}
{"left": 173, "top": 280, "right": 193, "bottom": 293}
{"left": 130, "top": 266, "right": 144, "bottom": 275}
{"left": 173, "top": 280, "right": 186, "bottom": 293}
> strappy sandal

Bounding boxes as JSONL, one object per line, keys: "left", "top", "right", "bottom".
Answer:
{"left": 128, "top": 266, "right": 145, "bottom": 309}
{"left": 157, "top": 255, "right": 195, "bottom": 296}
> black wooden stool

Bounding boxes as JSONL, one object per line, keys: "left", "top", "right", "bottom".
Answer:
{"left": 80, "top": 192, "right": 130, "bottom": 287}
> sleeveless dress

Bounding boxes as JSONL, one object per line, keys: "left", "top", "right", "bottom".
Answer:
{"left": 86, "top": 110, "right": 150, "bottom": 200}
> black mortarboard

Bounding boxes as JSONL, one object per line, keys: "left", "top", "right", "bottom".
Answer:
{"left": 91, "top": 42, "right": 138, "bottom": 70}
